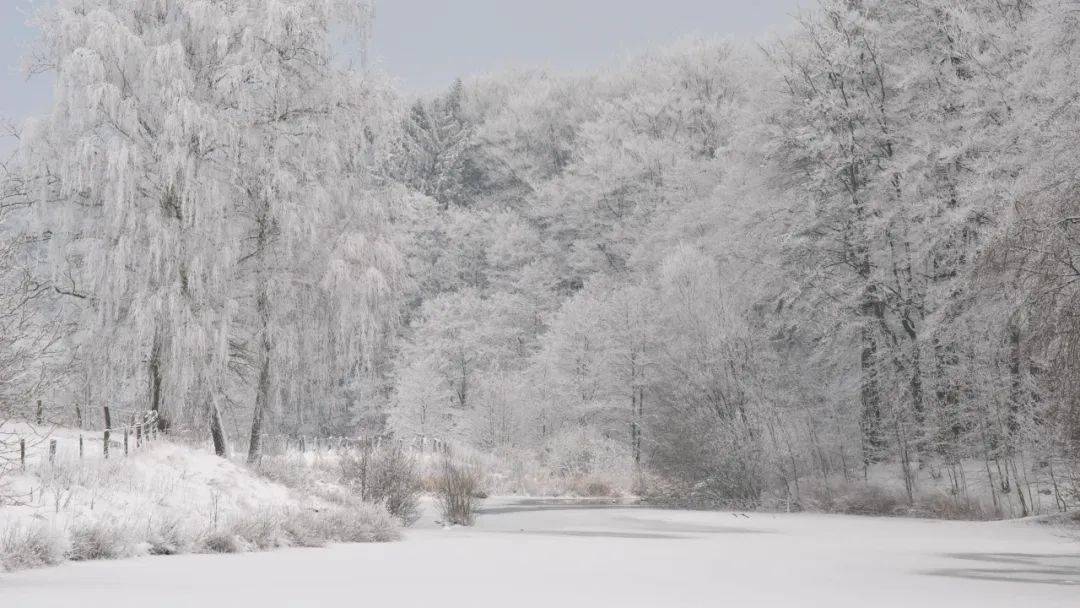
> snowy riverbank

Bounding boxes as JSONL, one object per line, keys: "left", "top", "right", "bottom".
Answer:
{"left": 3, "top": 497, "right": 1077, "bottom": 607}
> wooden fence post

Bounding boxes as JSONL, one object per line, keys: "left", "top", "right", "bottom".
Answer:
{"left": 19, "top": 438, "right": 25, "bottom": 470}
{"left": 123, "top": 428, "right": 129, "bottom": 456}
{"left": 79, "top": 435, "right": 84, "bottom": 459}
{"left": 35, "top": 399, "right": 43, "bottom": 425}
{"left": 103, "top": 406, "right": 111, "bottom": 459}
{"left": 48, "top": 439, "right": 57, "bottom": 465}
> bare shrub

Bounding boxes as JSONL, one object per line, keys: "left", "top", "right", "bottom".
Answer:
{"left": 0, "top": 523, "right": 67, "bottom": 571}
{"left": 795, "top": 479, "right": 841, "bottom": 513}
{"left": 339, "top": 445, "right": 423, "bottom": 526}
{"left": 647, "top": 396, "right": 769, "bottom": 507}
{"left": 579, "top": 477, "right": 617, "bottom": 498}
{"left": 914, "top": 491, "right": 1000, "bottom": 521}
{"left": 799, "top": 481, "right": 907, "bottom": 516}
{"left": 834, "top": 484, "right": 906, "bottom": 516}
{"left": 435, "top": 458, "right": 483, "bottom": 526}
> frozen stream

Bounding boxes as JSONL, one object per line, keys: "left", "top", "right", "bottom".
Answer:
{"left": 2, "top": 498, "right": 1078, "bottom": 607}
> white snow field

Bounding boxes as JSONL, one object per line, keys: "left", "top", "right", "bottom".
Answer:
{"left": 2, "top": 498, "right": 1077, "bottom": 608}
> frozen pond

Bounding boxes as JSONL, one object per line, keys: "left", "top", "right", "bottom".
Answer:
{"left": 3, "top": 498, "right": 1078, "bottom": 607}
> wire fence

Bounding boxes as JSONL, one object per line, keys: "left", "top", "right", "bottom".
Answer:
{"left": 1, "top": 400, "right": 454, "bottom": 479}
{"left": 0, "top": 406, "right": 161, "bottom": 472}
{"left": 257, "top": 433, "right": 453, "bottom": 457}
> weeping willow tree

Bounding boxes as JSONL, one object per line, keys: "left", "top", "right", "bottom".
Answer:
{"left": 21, "top": 0, "right": 404, "bottom": 457}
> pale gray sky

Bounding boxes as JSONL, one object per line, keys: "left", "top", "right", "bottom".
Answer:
{"left": 1, "top": 0, "right": 802, "bottom": 154}
{"left": 371, "top": 0, "right": 802, "bottom": 92}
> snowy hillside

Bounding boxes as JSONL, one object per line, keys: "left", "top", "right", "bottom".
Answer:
{"left": 0, "top": 427, "right": 398, "bottom": 571}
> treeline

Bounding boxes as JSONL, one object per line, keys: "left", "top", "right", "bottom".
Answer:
{"left": 386, "top": 0, "right": 1080, "bottom": 513}
{"left": 2, "top": 0, "right": 1079, "bottom": 514}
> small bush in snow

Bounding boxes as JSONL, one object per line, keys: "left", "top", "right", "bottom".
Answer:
{"left": 316, "top": 503, "right": 400, "bottom": 543}
{"left": 67, "top": 518, "right": 136, "bottom": 561}
{"left": 147, "top": 517, "right": 201, "bottom": 556}
{"left": 202, "top": 530, "right": 245, "bottom": 554}
{"left": 201, "top": 510, "right": 294, "bottom": 553}
{"left": 579, "top": 478, "right": 617, "bottom": 498}
{"left": 914, "top": 492, "right": 999, "bottom": 521}
{"left": 801, "top": 481, "right": 906, "bottom": 516}
{"left": 835, "top": 484, "right": 906, "bottom": 516}
{"left": 279, "top": 509, "right": 328, "bottom": 548}
{"left": 339, "top": 445, "right": 423, "bottom": 526}
{"left": 0, "top": 523, "right": 67, "bottom": 571}
{"left": 435, "top": 458, "right": 483, "bottom": 526}
{"left": 231, "top": 510, "right": 290, "bottom": 550}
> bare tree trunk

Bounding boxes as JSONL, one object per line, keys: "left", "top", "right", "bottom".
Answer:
{"left": 247, "top": 356, "right": 270, "bottom": 463}
{"left": 859, "top": 322, "right": 883, "bottom": 475}
{"left": 984, "top": 456, "right": 1000, "bottom": 513}
{"left": 630, "top": 386, "right": 644, "bottom": 468}
{"left": 1009, "top": 457, "right": 1030, "bottom": 517}
{"left": 209, "top": 397, "right": 228, "bottom": 457}
{"left": 895, "top": 420, "right": 916, "bottom": 506}
{"left": 246, "top": 208, "right": 272, "bottom": 463}
{"left": 149, "top": 330, "right": 166, "bottom": 432}
{"left": 247, "top": 286, "right": 272, "bottom": 463}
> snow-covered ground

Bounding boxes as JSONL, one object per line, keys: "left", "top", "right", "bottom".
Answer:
{"left": 2, "top": 497, "right": 1077, "bottom": 607}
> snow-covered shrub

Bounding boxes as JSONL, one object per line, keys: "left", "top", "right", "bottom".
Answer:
{"left": 435, "top": 458, "right": 483, "bottom": 526}
{"left": 339, "top": 445, "right": 423, "bottom": 526}
{"left": 226, "top": 509, "right": 290, "bottom": 550}
{"left": 543, "top": 429, "right": 635, "bottom": 496}
{"left": 279, "top": 509, "right": 328, "bottom": 548}
{"left": 251, "top": 455, "right": 313, "bottom": 490}
{"left": 480, "top": 429, "right": 637, "bottom": 497}
{"left": 202, "top": 530, "right": 245, "bottom": 554}
{"left": 0, "top": 523, "right": 67, "bottom": 571}
{"left": 201, "top": 515, "right": 270, "bottom": 554}
{"left": 542, "top": 428, "right": 628, "bottom": 476}
{"left": 67, "top": 517, "right": 137, "bottom": 561}
{"left": 311, "top": 502, "right": 400, "bottom": 543}
{"left": 199, "top": 502, "right": 399, "bottom": 552}
{"left": 147, "top": 517, "right": 202, "bottom": 556}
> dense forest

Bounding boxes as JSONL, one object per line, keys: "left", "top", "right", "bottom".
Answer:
{"left": 2, "top": 0, "right": 1079, "bottom": 516}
